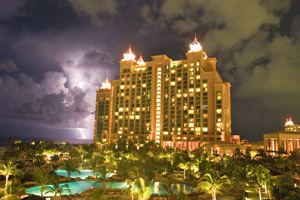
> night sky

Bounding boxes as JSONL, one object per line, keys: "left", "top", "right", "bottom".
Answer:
{"left": 0, "top": 0, "right": 299, "bottom": 142}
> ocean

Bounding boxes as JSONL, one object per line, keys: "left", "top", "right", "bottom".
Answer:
{"left": 0, "top": 136, "right": 93, "bottom": 147}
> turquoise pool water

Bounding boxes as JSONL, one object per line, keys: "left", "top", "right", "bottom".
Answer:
{"left": 55, "top": 169, "right": 115, "bottom": 179}
{"left": 25, "top": 181, "right": 192, "bottom": 196}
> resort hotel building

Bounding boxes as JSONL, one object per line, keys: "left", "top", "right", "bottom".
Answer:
{"left": 264, "top": 118, "right": 300, "bottom": 155}
{"left": 94, "top": 38, "right": 240, "bottom": 150}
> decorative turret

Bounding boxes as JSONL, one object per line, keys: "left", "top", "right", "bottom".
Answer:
{"left": 122, "top": 46, "right": 136, "bottom": 61}
{"left": 285, "top": 118, "right": 294, "bottom": 126}
{"left": 100, "top": 77, "right": 111, "bottom": 90}
{"left": 188, "top": 36, "right": 207, "bottom": 59}
{"left": 137, "top": 54, "right": 146, "bottom": 65}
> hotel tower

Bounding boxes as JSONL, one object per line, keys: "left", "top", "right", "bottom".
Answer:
{"left": 94, "top": 38, "right": 240, "bottom": 150}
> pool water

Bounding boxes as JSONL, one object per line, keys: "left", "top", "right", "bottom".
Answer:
{"left": 25, "top": 181, "right": 192, "bottom": 197}
{"left": 55, "top": 169, "right": 115, "bottom": 179}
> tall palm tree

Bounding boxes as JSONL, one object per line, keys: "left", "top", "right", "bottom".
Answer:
{"left": 0, "top": 181, "right": 22, "bottom": 200}
{"left": 0, "top": 161, "right": 19, "bottom": 189}
{"left": 248, "top": 165, "right": 270, "bottom": 200}
{"left": 63, "top": 160, "right": 80, "bottom": 179}
{"left": 178, "top": 162, "right": 190, "bottom": 179}
{"left": 197, "top": 173, "right": 229, "bottom": 200}
{"left": 94, "top": 166, "right": 110, "bottom": 188}
{"left": 125, "top": 178, "right": 137, "bottom": 200}
{"left": 160, "top": 181, "right": 177, "bottom": 200}
{"left": 136, "top": 178, "right": 151, "bottom": 200}
{"left": 34, "top": 169, "right": 51, "bottom": 197}
{"left": 44, "top": 176, "right": 70, "bottom": 200}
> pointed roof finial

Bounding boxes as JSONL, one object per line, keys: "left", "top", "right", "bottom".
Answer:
{"left": 122, "top": 44, "right": 136, "bottom": 61}
{"left": 285, "top": 118, "right": 294, "bottom": 126}
{"left": 137, "top": 52, "right": 146, "bottom": 65}
{"left": 188, "top": 35, "right": 208, "bottom": 59}
{"left": 100, "top": 76, "right": 111, "bottom": 90}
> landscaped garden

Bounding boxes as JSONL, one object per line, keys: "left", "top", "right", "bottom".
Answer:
{"left": 0, "top": 141, "right": 299, "bottom": 199}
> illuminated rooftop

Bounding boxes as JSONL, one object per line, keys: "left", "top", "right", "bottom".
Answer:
{"left": 188, "top": 37, "right": 207, "bottom": 59}
{"left": 136, "top": 55, "right": 146, "bottom": 65}
{"left": 100, "top": 77, "right": 111, "bottom": 90}
{"left": 285, "top": 118, "right": 294, "bottom": 126}
{"left": 122, "top": 47, "right": 136, "bottom": 61}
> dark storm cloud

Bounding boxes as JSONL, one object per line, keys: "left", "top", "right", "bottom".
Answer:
{"left": 0, "top": 60, "right": 19, "bottom": 72}
{"left": 68, "top": 0, "right": 119, "bottom": 25}
{"left": 0, "top": 0, "right": 299, "bottom": 141}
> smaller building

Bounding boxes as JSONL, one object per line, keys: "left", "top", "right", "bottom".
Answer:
{"left": 264, "top": 118, "right": 300, "bottom": 156}
{"left": 202, "top": 141, "right": 247, "bottom": 157}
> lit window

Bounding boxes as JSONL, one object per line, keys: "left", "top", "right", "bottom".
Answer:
{"left": 188, "top": 110, "right": 194, "bottom": 114}
{"left": 189, "top": 88, "right": 194, "bottom": 93}
{"left": 171, "top": 82, "right": 175, "bottom": 86}
{"left": 189, "top": 123, "right": 194, "bottom": 127}
{"left": 202, "top": 128, "right": 208, "bottom": 132}
{"left": 196, "top": 88, "right": 201, "bottom": 92}
{"left": 120, "top": 85, "right": 125, "bottom": 89}
{"left": 196, "top": 75, "right": 200, "bottom": 79}
{"left": 216, "top": 109, "right": 222, "bottom": 114}
{"left": 119, "top": 108, "right": 123, "bottom": 111}
{"left": 136, "top": 115, "right": 140, "bottom": 119}
{"left": 171, "top": 70, "right": 176, "bottom": 73}
{"left": 203, "top": 83, "right": 207, "bottom": 88}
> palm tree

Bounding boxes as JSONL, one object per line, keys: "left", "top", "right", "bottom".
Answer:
{"left": 94, "top": 166, "right": 110, "bottom": 188}
{"left": 90, "top": 156, "right": 99, "bottom": 178}
{"left": 197, "top": 173, "right": 229, "bottom": 200}
{"left": 125, "top": 178, "right": 137, "bottom": 200}
{"left": 75, "top": 145, "right": 87, "bottom": 169}
{"left": 248, "top": 165, "right": 270, "bottom": 200}
{"left": 177, "top": 191, "right": 187, "bottom": 200}
{"left": 178, "top": 162, "right": 190, "bottom": 179}
{"left": 160, "top": 181, "right": 177, "bottom": 200}
{"left": 0, "top": 181, "right": 22, "bottom": 200}
{"left": 0, "top": 161, "right": 19, "bottom": 189}
{"left": 34, "top": 169, "right": 51, "bottom": 197}
{"left": 44, "top": 176, "right": 70, "bottom": 200}
{"left": 136, "top": 178, "right": 151, "bottom": 200}
{"left": 63, "top": 160, "right": 80, "bottom": 179}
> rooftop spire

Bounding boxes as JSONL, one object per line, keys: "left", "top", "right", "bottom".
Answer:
{"left": 285, "top": 118, "right": 294, "bottom": 126}
{"left": 122, "top": 45, "right": 136, "bottom": 61}
{"left": 188, "top": 36, "right": 207, "bottom": 59}
{"left": 137, "top": 53, "right": 146, "bottom": 65}
{"left": 100, "top": 77, "right": 111, "bottom": 90}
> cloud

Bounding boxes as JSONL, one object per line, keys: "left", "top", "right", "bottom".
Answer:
{"left": 0, "top": 60, "right": 19, "bottom": 72}
{"left": 68, "top": 0, "right": 119, "bottom": 25}
{"left": 233, "top": 33, "right": 300, "bottom": 107}
{"left": 0, "top": 0, "right": 25, "bottom": 20}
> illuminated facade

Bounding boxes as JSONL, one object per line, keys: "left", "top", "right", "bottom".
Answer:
{"left": 94, "top": 38, "right": 240, "bottom": 150}
{"left": 264, "top": 118, "right": 300, "bottom": 155}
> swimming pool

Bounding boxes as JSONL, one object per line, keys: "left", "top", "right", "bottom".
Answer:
{"left": 25, "top": 181, "right": 192, "bottom": 196}
{"left": 55, "top": 169, "right": 115, "bottom": 179}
